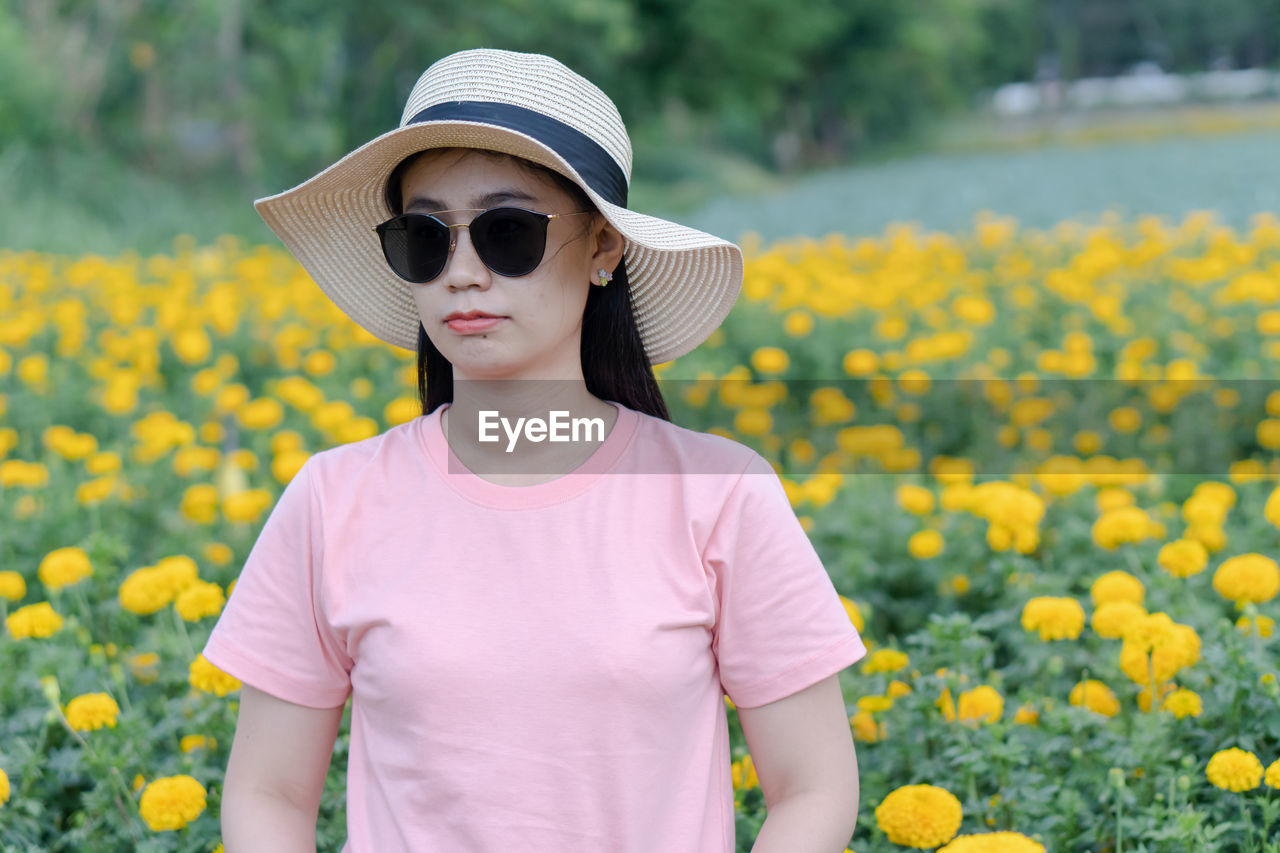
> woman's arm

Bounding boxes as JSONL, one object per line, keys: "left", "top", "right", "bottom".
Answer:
{"left": 736, "top": 674, "right": 860, "bottom": 853}
{"left": 220, "top": 684, "right": 346, "bottom": 853}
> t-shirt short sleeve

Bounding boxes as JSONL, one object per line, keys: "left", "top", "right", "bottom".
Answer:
{"left": 705, "top": 452, "right": 866, "bottom": 709}
{"left": 201, "top": 458, "right": 353, "bottom": 709}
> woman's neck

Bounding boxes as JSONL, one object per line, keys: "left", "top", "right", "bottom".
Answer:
{"left": 441, "top": 379, "right": 619, "bottom": 483}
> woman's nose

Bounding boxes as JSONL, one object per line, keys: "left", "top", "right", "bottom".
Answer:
{"left": 441, "top": 224, "right": 491, "bottom": 290}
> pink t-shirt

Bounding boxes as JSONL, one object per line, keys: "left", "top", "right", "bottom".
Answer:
{"left": 202, "top": 400, "right": 866, "bottom": 852}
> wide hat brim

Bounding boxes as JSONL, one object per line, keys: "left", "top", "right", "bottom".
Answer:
{"left": 254, "top": 120, "right": 743, "bottom": 365}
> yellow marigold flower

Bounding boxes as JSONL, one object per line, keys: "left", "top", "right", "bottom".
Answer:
{"left": 127, "top": 651, "right": 161, "bottom": 684}
{"left": 1090, "top": 570, "right": 1144, "bottom": 606}
{"left": 839, "top": 595, "right": 865, "bottom": 632}
{"left": 957, "top": 685, "right": 1003, "bottom": 725}
{"left": 214, "top": 383, "right": 250, "bottom": 415}
{"left": 6, "top": 601, "right": 64, "bottom": 639}
{"left": 875, "top": 784, "right": 963, "bottom": 849}
{"left": 887, "top": 680, "right": 912, "bottom": 698}
{"left": 896, "top": 484, "right": 935, "bottom": 515}
{"left": 1236, "top": 615, "right": 1275, "bottom": 638}
{"left": 172, "top": 446, "right": 220, "bottom": 477}
{"left": 76, "top": 475, "right": 118, "bottom": 506}
{"left": 303, "top": 349, "right": 337, "bottom": 377}
{"left": 783, "top": 310, "right": 813, "bottom": 337}
{"left": 1193, "top": 481, "right": 1236, "bottom": 507}
{"left": 939, "top": 831, "right": 1045, "bottom": 853}
{"left": 171, "top": 326, "right": 211, "bottom": 365}
{"left": 750, "top": 346, "right": 789, "bottom": 374}
{"left": 63, "top": 692, "right": 120, "bottom": 731}
{"left": 0, "top": 766, "right": 9, "bottom": 804}
{"left": 936, "top": 688, "right": 956, "bottom": 722}
{"left": 1206, "top": 748, "right": 1263, "bottom": 792}
{"left": 907, "top": 529, "right": 944, "bottom": 559}
{"left": 857, "top": 695, "right": 893, "bottom": 713}
{"left": 1091, "top": 506, "right": 1155, "bottom": 549}
{"left": 1091, "top": 600, "right": 1146, "bottom": 639}
{"left": 1228, "top": 459, "right": 1268, "bottom": 484}
{"left": 850, "top": 710, "right": 886, "bottom": 742}
{"left": 1158, "top": 539, "right": 1209, "bottom": 578}
{"left": 1013, "top": 704, "right": 1039, "bottom": 725}
{"left": 1095, "top": 487, "right": 1134, "bottom": 512}
{"left": 0, "top": 570, "right": 26, "bottom": 601}
{"left": 198, "top": 421, "right": 223, "bottom": 444}
{"left": 1266, "top": 487, "right": 1280, "bottom": 529}
{"left": 179, "top": 734, "right": 217, "bottom": 753}
{"left": 180, "top": 484, "right": 220, "bottom": 524}
{"left": 1109, "top": 406, "right": 1141, "bottom": 432}
{"left": 203, "top": 543, "right": 233, "bottom": 566}
{"left": 267, "top": 430, "right": 302, "bottom": 456}
{"left": 1120, "top": 621, "right": 1200, "bottom": 684}
{"left": 862, "top": 648, "right": 909, "bottom": 675}
{"left": 1185, "top": 523, "right": 1226, "bottom": 553}
{"left": 237, "top": 398, "right": 284, "bottom": 431}
{"left": 119, "top": 566, "right": 174, "bottom": 615}
{"left": 37, "top": 546, "right": 93, "bottom": 590}
{"left": 1069, "top": 679, "right": 1119, "bottom": 717}
{"left": 1183, "top": 493, "right": 1229, "bottom": 526}
{"left": 189, "top": 654, "right": 241, "bottom": 696}
{"left": 898, "top": 369, "right": 931, "bottom": 395}
{"left": 230, "top": 448, "right": 258, "bottom": 471}
{"left": 1020, "top": 596, "right": 1085, "bottom": 641}
{"left": 733, "top": 407, "right": 772, "bottom": 437}
{"left": 1213, "top": 553, "right": 1280, "bottom": 605}
{"left": 1266, "top": 758, "right": 1280, "bottom": 789}
{"left": 842, "top": 349, "right": 879, "bottom": 376}
{"left": 384, "top": 396, "right": 420, "bottom": 427}
{"left": 0, "top": 460, "right": 49, "bottom": 488}
{"left": 222, "top": 489, "right": 273, "bottom": 524}
{"left": 138, "top": 774, "right": 207, "bottom": 831}
{"left": 271, "top": 449, "right": 310, "bottom": 485}
{"left": 1160, "top": 688, "right": 1202, "bottom": 719}
{"left": 174, "top": 581, "right": 226, "bottom": 622}
{"left": 731, "top": 754, "right": 759, "bottom": 790}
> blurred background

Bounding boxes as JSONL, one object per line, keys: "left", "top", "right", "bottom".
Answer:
{"left": 5, "top": 8, "right": 1280, "bottom": 851}
{"left": 3, "top": 0, "right": 1280, "bottom": 251}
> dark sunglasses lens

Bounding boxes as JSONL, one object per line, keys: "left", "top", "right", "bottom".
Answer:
{"left": 381, "top": 215, "right": 450, "bottom": 282}
{"left": 472, "top": 208, "right": 547, "bottom": 276}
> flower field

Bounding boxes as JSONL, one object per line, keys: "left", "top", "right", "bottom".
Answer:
{"left": 2, "top": 210, "right": 1280, "bottom": 851}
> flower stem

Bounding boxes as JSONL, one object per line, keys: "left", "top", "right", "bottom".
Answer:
{"left": 1116, "top": 793, "right": 1124, "bottom": 853}
{"left": 1239, "top": 797, "right": 1255, "bottom": 850}
{"left": 48, "top": 699, "right": 141, "bottom": 840}
{"left": 171, "top": 605, "right": 197, "bottom": 661}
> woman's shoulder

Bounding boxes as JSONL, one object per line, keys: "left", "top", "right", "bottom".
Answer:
{"left": 297, "top": 418, "right": 422, "bottom": 485}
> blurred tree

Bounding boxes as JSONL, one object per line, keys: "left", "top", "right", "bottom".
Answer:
{"left": 5, "top": 0, "right": 1278, "bottom": 199}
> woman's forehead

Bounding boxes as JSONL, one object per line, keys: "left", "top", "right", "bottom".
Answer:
{"left": 401, "top": 148, "right": 564, "bottom": 207}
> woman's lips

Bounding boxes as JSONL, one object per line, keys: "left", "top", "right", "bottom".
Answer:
{"left": 446, "top": 316, "right": 506, "bottom": 333}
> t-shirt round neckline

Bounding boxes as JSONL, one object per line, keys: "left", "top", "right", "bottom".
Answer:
{"left": 421, "top": 399, "right": 640, "bottom": 509}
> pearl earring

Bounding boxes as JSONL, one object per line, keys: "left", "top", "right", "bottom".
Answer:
{"left": 597, "top": 268, "right": 612, "bottom": 286}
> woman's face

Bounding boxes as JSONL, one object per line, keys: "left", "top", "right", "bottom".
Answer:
{"left": 398, "top": 149, "right": 624, "bottom": 381}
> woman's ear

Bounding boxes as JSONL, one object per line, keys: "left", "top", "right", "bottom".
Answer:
{"left": 589, "top": 217, "right": 626, "bottom": 278}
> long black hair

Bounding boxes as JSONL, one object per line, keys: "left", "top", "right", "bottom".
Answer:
{"left": 385, "top": 149, "right": 669, "bottom": 421}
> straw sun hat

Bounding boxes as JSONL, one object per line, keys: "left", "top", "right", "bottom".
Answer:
{"left": 254, "top": 48, "right": 744, "bottom": 365}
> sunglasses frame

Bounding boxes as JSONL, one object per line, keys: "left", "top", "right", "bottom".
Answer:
{"left": 372, "top": 206, "right": 595, "bottom": 283}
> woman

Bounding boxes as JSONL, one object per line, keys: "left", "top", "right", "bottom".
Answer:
{"left": 204, "top": 48, "right": 866, "bottom": 852}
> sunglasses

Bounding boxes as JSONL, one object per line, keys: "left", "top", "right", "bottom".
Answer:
{"left": 373, "top": 207, "right": 594, "bottom": 283}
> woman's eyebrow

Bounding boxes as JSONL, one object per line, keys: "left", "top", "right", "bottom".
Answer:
{"left": 405, "top": 189, "right": 540, "bottom": 213}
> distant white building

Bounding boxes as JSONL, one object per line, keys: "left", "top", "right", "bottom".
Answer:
{"left": 990, "top": 65, "right": 1280, "bottom": 115}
